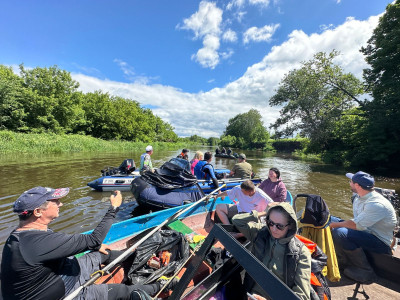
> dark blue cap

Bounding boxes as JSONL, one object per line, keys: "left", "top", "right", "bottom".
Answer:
{"left": 13, "top": 186, "right": 69, "bottom": 214}
{"left": 346, "top": 171, "right": 374, "bottom": 189}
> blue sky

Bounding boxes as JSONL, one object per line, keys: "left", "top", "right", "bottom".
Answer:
{"left": 0, "top": 0, "right": 393, "bottom": 137}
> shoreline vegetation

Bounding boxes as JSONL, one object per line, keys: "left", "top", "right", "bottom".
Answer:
{"left": 0, "top": 130, "right": 191, "bottom": 153}
{"left": 0, "top": 130, "right": 322, "bottom": 164}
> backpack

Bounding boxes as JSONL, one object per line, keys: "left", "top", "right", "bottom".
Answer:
{"left": 296, "top": 235, "right": 331, "bottom": 300}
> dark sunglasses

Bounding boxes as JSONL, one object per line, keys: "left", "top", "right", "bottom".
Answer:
{"left": 267, "top": 219, "right": 289, "bottom": 231}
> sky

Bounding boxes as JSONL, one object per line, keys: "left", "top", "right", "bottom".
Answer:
{"left": 0, "top": 0, "right": 393, "bottom": 137}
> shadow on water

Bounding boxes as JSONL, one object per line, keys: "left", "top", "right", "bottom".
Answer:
{"left": 0, "top": 148, "right": 399, "bottom": 254}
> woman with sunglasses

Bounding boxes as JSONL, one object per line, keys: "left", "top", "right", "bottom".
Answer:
{"left": 232, "top": 202, "right": 312, "bottom": 300}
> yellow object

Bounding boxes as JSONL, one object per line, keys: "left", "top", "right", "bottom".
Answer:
{"left": 300, "top": 226, "right": 341, "bottom": 282}
{"left": 193, "top": 235, "right": 205, "bottom": 243}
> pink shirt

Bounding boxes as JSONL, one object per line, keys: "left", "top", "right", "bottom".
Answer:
{"left": 190, "top": 159, "right": 199, "bottom": 175}
{"left": 259, "top": 178, "right": 287, "bottom": 202}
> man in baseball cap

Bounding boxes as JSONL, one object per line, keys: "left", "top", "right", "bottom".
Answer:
{"left": 329, "top": 171, "right": 397, "bottom": 283}
{"left": 13, "top": 186, "right": 69, "bottom": 217}
{"left": 1, "top": 188, "right": 135, "bottom": 299}
{"left": 229, "top": 153, "right": 253, "bottom": 179}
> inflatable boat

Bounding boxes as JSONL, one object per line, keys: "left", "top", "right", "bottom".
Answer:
{"left": 130, "top": 158, "right": 262, "bottom": 211}
{"left": 87, "top": 158, "right": 231, "bottom": 192}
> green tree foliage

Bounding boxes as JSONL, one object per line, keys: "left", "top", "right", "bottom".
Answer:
{"left": 18, "top": 65, "right": 86, "bottom": 133}
{"left": 0, "top": 64, "right": 177, "bottom": 142}
{"left": 0, "top": 66, "right": 26, "bottom": 131}
{"left": 269, "top": 51, "right": 364, "bottom": 151}
{"left": 207, "top": 137, "right": 220, "bottom": 146}
{"left": 223, "top": 109, "right": 269, "bottom": 149}
{"left": 359, "top": 0, "right": 400, "bottom": 172}
{"left": 220, "top": 135, "right": 237, "bottom": 148}
{"left": 180, "top": 135, "right": 208, "bottom": 144}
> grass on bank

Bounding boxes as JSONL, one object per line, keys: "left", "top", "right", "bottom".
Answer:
{"left": 0, "top": 130, "right": 192, "bottom": 153}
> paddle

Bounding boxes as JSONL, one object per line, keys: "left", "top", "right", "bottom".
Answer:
{"left": 63, "top": 184, "right": 226, "bottom": 300}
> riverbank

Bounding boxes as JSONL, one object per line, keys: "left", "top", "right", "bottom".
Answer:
{"left": 0, "top": 130, "right": 192, "bottom": 153}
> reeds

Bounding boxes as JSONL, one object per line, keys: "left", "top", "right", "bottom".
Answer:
{"left": 0, "top": 130, "right": 188, "bottom": 153}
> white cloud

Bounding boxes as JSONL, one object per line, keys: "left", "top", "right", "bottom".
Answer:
{"left": 113, "top": 59, "right": 135, "bottom": 80}
{"left": 220, "top": 49, "right": 234, "bottom": 60}
{"left": 226, "top": 0, "right": 246, "bottom": 10}
{"left": 73, "top": 14, "right": 379, "bottom": 137}
{"left": 249, "top": 0, "right": 270, "bottom": 6}
{"left": 177, "top": 1, "right": 223, "bottom": 69}
{"left": 113, "top": 59, "right": 158, "bottom": 84}
{"left": 243, "top": 24, "right": 280, "bottom": 44}
{"left": 222, "top": 29, "right": 238, "bottom": 42}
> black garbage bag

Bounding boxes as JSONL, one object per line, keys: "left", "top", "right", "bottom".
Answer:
{"left": 127, "top": 229, "right": 190, "bottom": 285}
{"left": 141, "top": 159, "right": 198, "bottom": 189}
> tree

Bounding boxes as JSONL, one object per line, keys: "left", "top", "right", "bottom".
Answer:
{"left": 223, "top": 109, "right": 269, "bottom": 149}
{"left": 0, "top": 66, "right": 26, "bottom": 131}
{"left": 19, "top": 65, "right": 85, "bottom": 133}
{"left": 359, "top": 0, "right": 400, "bottom": 172}
{"left": 207, "top": 137, "right": 220, "bottom": 146}
{"left": 269, "top": 51, "right": 364, "bottom": 151}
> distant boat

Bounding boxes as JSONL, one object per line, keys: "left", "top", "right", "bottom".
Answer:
{"left": 215, "top": 153, "right": 238, "bottom": 159}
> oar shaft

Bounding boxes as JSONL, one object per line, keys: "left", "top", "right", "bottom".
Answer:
{"left": 174, "top": 184, "right": 226, "bottom": 219}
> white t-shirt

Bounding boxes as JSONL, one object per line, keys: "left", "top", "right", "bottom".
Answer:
{"left": 227, "top": 186, "right": 273, "bottom": 213}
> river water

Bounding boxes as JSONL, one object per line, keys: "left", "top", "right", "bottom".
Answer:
{"left": 1, "top": 147, "right": 399, "bottom": 252}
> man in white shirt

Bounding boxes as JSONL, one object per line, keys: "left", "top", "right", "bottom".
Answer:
{"left": 216, "top": 180, "right": 273, "bottom": 225}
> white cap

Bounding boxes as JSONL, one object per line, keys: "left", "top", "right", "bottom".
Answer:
{"left": 146, "top": 145, "right": 153, "bottom": 152}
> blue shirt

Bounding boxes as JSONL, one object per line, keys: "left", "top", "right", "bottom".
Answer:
{"left": 352, "top": 191, "right": 397, "bottom": 246}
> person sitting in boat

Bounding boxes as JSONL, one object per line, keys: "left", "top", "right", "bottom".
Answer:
{"left": 190, "top": 151, "right": 203, "bottom": 175}
{"left": 329, "top": 171, "right": 397, "bottom": 283}
{"left": 221, "top": 147, "right": 226, "bottom": 154}
{"left": 227, "top": 147, "right": 232, "bottom": 155}
{"left": 177, "top": 148, "right": 189, "bottom": 160}
{"left": 215, "top": 148, "right": 220, "bottom": 155}
{"left": 229, "top": 153, "right": 253, "bottom": 179}
{"left": 232, "top": 202, "right": 312, "bottom": 300}
{"left": 215, "top": 180, "right": 273, "bottom": 228}
{"left": 0, "top": 187, "right": 178, "bottom": 300}
{"left": 258, "top": 167, "right": 287, "bottom": 202}
{"left": 193, "top": 151, "right": 219, "bottom": 188}
{"left": 140, "top": 145, "right": 154, "bottom": 175}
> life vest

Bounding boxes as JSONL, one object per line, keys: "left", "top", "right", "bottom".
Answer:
{"left": 194, "top": 160, "right": 208, "bottom": 179}
{"left": 293, "top": 235, "right": 331, "bottom": 300}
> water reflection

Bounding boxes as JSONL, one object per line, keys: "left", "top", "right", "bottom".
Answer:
{"left": 0, "top": 148, "right": 399, "bottom": 252}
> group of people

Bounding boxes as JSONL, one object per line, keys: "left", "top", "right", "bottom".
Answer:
{"left": 2, "top": 143, "right": 398, "bottom": 300}
{"left": 215, "top": 147, "right": 233, "bottom": 155}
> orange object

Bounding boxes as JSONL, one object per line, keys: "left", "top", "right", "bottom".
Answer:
{"left": 160, "top": 250, "right": 171, "bottom": 266}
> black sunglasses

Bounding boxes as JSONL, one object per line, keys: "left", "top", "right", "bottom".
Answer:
{"left": 267, "top": 219, "right": 289, "bottom": 231}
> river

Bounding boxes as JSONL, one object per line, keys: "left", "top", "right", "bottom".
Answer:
{"left": 1, "top": 147, "right": 399, "bottom": 252}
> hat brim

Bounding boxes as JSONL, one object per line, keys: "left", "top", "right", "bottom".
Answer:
{"left": 47, "top": 187, "right": 70, "bottom": 200}
{"left": 345, "top": 173, "right": 354, "bottom": 180}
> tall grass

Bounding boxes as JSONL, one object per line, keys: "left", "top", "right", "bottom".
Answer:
{"left": 0, "top": 130, "right": 191, "bottom": 153}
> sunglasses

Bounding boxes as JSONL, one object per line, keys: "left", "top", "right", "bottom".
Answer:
{"left": 267, "top": 219, "right": 289, "bottom": 231}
